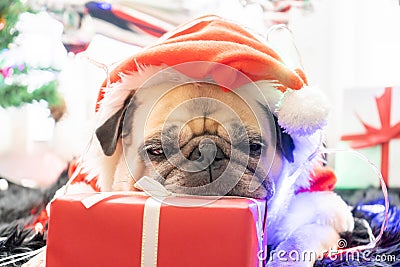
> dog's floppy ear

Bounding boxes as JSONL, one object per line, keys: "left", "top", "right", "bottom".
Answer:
{"left": 273, "top": 115, "right": 295, "bottom": 163}
{"left": 95, "top": 94, "right": 134, "bottom": 156}
{"left": 259, "top": 103, "right": 295, "bottom": 162}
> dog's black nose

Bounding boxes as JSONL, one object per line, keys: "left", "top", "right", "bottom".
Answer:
{"left": 187, "top": 138, "right": 228, "bottom": 182}
{"left": 189, "top": 139, "right": 225, "bottom": 162}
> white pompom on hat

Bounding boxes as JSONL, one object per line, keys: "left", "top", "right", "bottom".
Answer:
{"left": 277, "top": 86, "right": 331, "bottom": 136}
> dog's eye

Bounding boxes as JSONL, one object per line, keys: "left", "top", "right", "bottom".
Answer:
{"left": 249, "top": 143, "right": 262, "bottom": 154}
{"left": 147, "top": 147, "right": 164, "bottom": 156}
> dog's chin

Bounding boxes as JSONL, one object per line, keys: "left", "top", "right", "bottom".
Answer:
{"left": 159, "top": 167, "right": 274, "bottom": 200}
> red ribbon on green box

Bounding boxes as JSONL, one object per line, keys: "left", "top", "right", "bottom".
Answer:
{"left": 341, "top": 87, "right": 400, "bottom": 186}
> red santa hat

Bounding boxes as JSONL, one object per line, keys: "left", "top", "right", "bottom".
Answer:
{"left": 95, "top": 15, "right": 330, "bottom": 137}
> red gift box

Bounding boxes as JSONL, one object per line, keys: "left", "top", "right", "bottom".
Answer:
{"left": 46, "top": 193, "right": 266, "bottom": 267}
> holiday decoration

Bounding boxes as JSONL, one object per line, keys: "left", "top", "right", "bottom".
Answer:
{"left": 0, "top": 62, "right": 62, "bottom": 110}
{"left": 0, "top": 17, "right": 6, "bottom": 31}
{"left": 83, "top": 1, "right": 174, "bottom": 47}
{"left": 86, "top": 1, "right": 170, "bottom": 38}
{"left": 46, "top": 192, "right": 266, "bottom": 267}
{"left": 0, "top": 6, "right": 67, "bottom": 189}
{"left": 58, "top": 4, "right": 94, "bottom": 54}
{"left": 0, "top": 0, "right": 29, "bottom": 50}
{"left": 0, "top": 1, "right": 64, "bottom": 116}
{"left": 335, "top": 87, "right": 400, "bottom": 188}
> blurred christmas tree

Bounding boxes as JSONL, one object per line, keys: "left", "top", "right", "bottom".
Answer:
{"left": 0, "top": 0, "right": 64, "bottom": 120}
{"left": 0, "top": 0, "right": 28, "bottom": 50}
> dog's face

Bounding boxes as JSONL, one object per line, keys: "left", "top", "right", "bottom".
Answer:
{"left": 96, "top": 82, "right": 294, "bottom": 199}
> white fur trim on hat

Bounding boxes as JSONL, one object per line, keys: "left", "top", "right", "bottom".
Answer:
{"left": 276, "top": 86, "right": 330, "bottom": 136}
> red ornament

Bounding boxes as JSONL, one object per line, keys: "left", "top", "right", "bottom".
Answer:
{"left": 0, "top": 17, "right": 5, "bottom": 31}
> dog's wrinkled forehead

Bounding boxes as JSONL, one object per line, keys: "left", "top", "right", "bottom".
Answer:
{"left": 128, "top": 82, "right": 271, "bottom": 144}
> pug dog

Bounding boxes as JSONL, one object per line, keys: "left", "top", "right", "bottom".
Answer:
{"left": 25, "top": 16, "right": 354, "bottom": 267}
{"left": 91, "top": 74, "right": 353, "bottom": 266}
{"left": 98, "top": 81, "right": 278, "bottom": 198}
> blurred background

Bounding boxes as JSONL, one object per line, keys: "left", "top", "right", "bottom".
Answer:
{"left": 0, "top": 0, "right": 399, "bottom": 190}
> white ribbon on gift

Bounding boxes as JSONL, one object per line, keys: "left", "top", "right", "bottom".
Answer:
{"left": 140, "top": 196, "right": 165, "bottom": 267}
{"left": 80, "top": 176, "right": 266, "bottom": 267}
{"left": 135, "top": 177, "right": 169, "bottom": 267}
